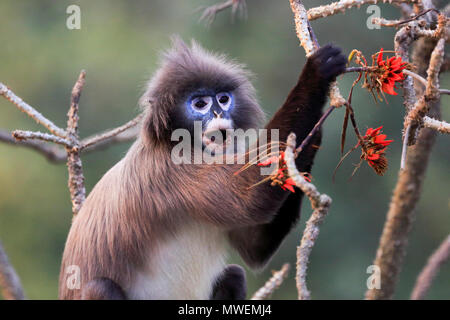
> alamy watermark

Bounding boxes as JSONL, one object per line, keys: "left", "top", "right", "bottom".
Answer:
{"left": 66, "top": 265, "right": 81, "bottom": 290}
{"left": 171, "top": 121, "right": 280, "bottom": 175}
{"left": 66, "top": 5, "right": 81, "bottom": 30}
{"left": 366, "top": 265, "right": 381, "bottom": 290}
{"left": 366, "top": 5, "right": 381, "bottom": 30}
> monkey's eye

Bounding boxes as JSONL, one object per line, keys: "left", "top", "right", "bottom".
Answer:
{"left": 216, "top": 92, "right": 232, "bottom": 111}
{"left": 191, "top": 96, "right": 212, "bottom": 114}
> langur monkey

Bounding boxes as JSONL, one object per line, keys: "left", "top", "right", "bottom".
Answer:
{"left": 59, "top": 37, "right": 346, "bottom": 300}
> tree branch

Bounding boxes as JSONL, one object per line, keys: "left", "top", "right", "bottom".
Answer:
{"left": 289, "top": 0, "right": 346, "bottom": 107}
{"left": 12, "top": 130, "right": 72, "bottom": 147}
{"left": 251, "top": 264, "right": 290, "bottom": 300}
{"left": 285, "top": 133, "right": 332, "bottom": 300}
{"left": 81, "top": 113, "right": 143, "bottom": 150}
{"left": 423, "top": 116, "right": 450, "bottom": 133}
{"left": 307, "top": 0, "right": 419, "bottom": 21}
{"left": 0, "top": 83, "right": 66, "bottom": 138}
{"left": 365, "top": 28, "right": 442, "bottom": 299}
{"left": 411, "top": 235, "right": 450, "bottom": 300}
{"left": 0, "top": 130, "right": 66, "bottom": 163}
{"left": 198, "top": 0, "right": 247, "bottom": 26}
{"left": 0, "top": 241, "right": 25, "bottom": 300}
{"left": 406, "top": 38, "right": 445, "bottom": 146}
{"left": 65, "top": 71, "right": 86, "bottom": 214}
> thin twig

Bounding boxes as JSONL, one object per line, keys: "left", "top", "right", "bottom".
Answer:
{"left": 12, "top": 130, "right": 71, "bottom": 147}
{"left": 411, "top": 235, "right": 450, "bottom": 300}
{"left": 285, "top": 133, "right": 332, "bottom": 300}
{"left": 395, "top": 25, "right": 418, "bottom": 145}
{"left": 400, "top": 124, "right": 410, "bottom": 170}
{"left": 372, "top": 8, "right": 438, "bottom": 27}
{"left": 422, "top": 116, "right": 450, "bottom": 133}
{"left": 0, "top": 130, "right": 66, "bottom": 163}
{"left": 404, "top": 69, "right": 450, "bottom": 94}
{"left": 295, "top": 106, "right": 335, "bottom": 155}
{"left": 251, "top": 264, "right": 290, "bottom": 300}
{"left": 0, "top": 83, "right": 66, "bottom": 138}
{"left": 344, "top": 66, "right": 375, "bottom": 73}
{"left": 81, "top": 113, "right": 143, "bottom": 150}
{"left": 307, "top": 0, "right": 419, "bottom": 21}
{"left": 198, "top": 0, "right": 246, "bottom": 26}
{"left": 0, "top": 241, "right": 25, "bottom": 300}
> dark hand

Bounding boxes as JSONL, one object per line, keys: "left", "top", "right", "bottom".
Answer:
{"left": 307, "top": 44, "right": 346, "bottom": 84}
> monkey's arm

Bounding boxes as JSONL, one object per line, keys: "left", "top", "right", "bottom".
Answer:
{"left": 228, "top": 45, "right": 345, "bottom": 268}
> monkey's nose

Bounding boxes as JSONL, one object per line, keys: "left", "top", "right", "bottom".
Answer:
{"left": 213, "top": 110, "right": 223, "bottom": 118}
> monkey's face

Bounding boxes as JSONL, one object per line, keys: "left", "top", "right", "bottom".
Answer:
{"left": 183, "top": 88, "right": 236, "bottom": 155}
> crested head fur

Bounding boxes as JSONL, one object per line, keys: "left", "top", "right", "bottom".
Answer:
{"left": 139, "top": 36, "right": 265, "bottom": 144}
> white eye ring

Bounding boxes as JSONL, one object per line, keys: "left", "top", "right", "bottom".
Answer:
{"left": 191, "top": 96, "right": 212, "bottom": 114}
{"left": 216, "top": 92, "right": 232, "bottom": 111}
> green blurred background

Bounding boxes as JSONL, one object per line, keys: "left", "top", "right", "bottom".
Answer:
{"left": 0, "top": 0, "right": 448, "bottom": 299}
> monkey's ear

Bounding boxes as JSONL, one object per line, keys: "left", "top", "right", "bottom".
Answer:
{"left": 141, "top": 98, "right": 171, "bottom": 144}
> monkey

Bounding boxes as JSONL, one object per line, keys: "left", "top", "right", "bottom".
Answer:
{"left": 58, "top": 37, "right": 346, "bottom": 300}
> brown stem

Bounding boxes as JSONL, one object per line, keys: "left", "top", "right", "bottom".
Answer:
{"left": 295, "top": 106, "right": 335, "bottom": 155}
{"left": 251, "top": 264, "right": 290, "bottom": 300}
{"left": 365, "top": 10, "right": 442, "bottom": 297}
{"left": 0, "top": 241, "right": 25, "bottom": 300}
{"left": 411, "top": 235, "right": 450, "bottom": 300}
{"left": 66, "top": 71, "right": 86, "bottom": 215}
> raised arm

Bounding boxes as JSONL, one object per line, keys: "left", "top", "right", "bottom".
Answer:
{"left": 228, "top": 44, "right": 346, "bottom": 267}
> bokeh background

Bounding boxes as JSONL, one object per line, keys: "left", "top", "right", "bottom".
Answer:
{"left": 0, "top": 0, "right": 448, "bottom": 299}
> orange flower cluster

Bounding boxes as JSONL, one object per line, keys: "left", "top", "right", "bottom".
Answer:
{"left": 257, "top": 151, "right": 311, "bottom": 193}
{"left": 375, "top": 48, "right": 407, "bottom": 96}
{"left": 359, "top": 126, "right": 393, "bottom": 175}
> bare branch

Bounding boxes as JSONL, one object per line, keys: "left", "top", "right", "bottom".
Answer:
{"left": 12, "top": 130, "right": 71, "bottom": 147}
{"left": 0, "top": 83, "right": 66, "bottom": 138}
{"left": 307, "top": 0, "right": 419, "bottom": 21}
{"left": 66, "top": 71, "right": 87, "bottom": 215}
{"left": 1, "top": 126, "right": 138, "bottom": 164}
{"left": 411, "top": 235, "right": 450, "bottom": 300}
{"left": 251, "top": 264, "right": 290, "bottom": 300}
{"left": 289, "top": 0, "right": 346, "bottom": 107}
{"left": 295, "top": 106, "right": 335, "bottom": 155}
{"left": 404, "top": 69, "right": 450, "bottom": 94}
{"left": 198, "top": 0, "right": 247, "bottom": 26}
{"left": 423, "top": 116, "right": 450, "bottom": 133}
{"left": 0, "top": 130, "right": 66, "bottom": 163}
{"left": 285, "top": 133, "right": 332, "bottom": 300}
{"left": 394, "top": 24, "right": 418, "bottom": 163}
{"left": 367, "top": 5, "right": 445, "bottom": 297}
{"left": 406, "top": 38, "right": 445, "bottom": 144}
{"left": 371, "top": 8, "right": 442, "bottom": 28}
{"left": 0, "top": 241, "right": 25, "bottom": 300}
{"left": 81, "top": 113, "right": 143, "bottom": 150}
{"left": 366, "top": 119, "right": 439, "bottom": 299}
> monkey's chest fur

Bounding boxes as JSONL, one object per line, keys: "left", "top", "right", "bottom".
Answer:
{"left": 126, "top": 222, "right": 228, "bottom": 299}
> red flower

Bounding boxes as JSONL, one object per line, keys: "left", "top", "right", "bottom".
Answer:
{"left": 359, "top": 126, "right": 393, "bottom": 175}
{"left": 257, "top": 151, "right": 301, "bottom": 193}
{"left": 375, "top": 48, "right": 407, "bottom": 96}
{"left": 257, "top": 155, "right": 279, "bottom": 167}
{"left": 280, "top": 178, "right": 296, "bottom": 193}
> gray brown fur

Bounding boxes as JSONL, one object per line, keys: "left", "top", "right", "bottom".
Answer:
{"left": 59, "top": 39, "right": 346, "bottom": 299}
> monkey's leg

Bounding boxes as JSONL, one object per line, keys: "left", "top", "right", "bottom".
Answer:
{"left": 81, "top": 277, "right": 126, "bottom": 300}
{"left": 211, "top": 264, "right": 247, "bottom": 300}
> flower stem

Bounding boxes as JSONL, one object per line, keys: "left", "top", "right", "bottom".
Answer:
{"left": 295, "top": 105, "right": 335, "bottom": 156}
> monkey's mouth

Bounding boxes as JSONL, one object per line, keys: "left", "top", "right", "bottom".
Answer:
{"left": 202, "top": 127, "right": 233, "bottom": 155}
